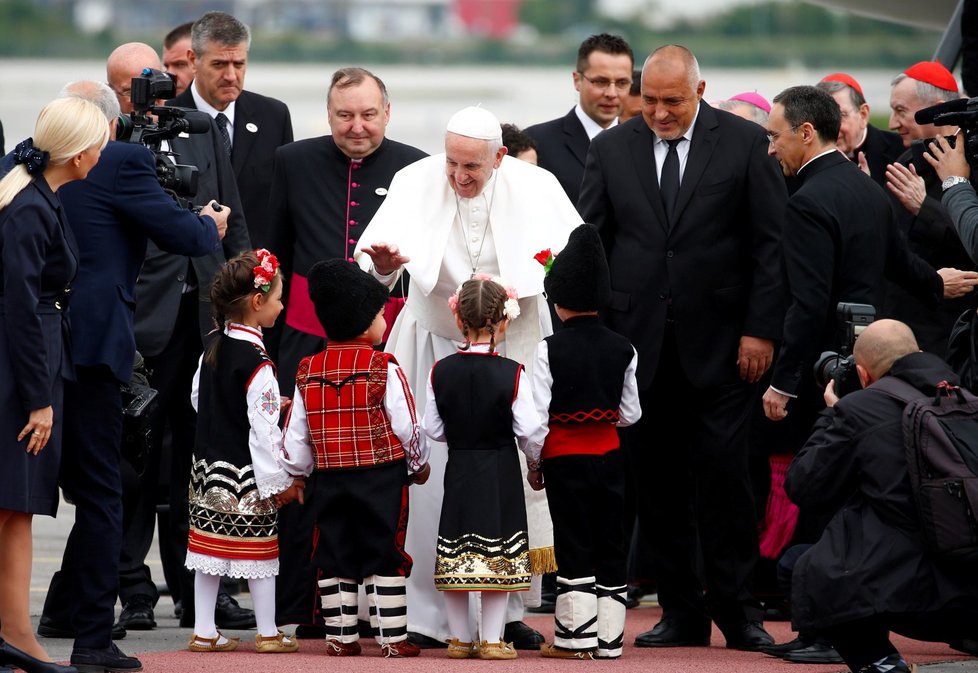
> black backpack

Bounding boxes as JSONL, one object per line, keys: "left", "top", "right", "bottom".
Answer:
{"left": 875, "top": 376, "right": 978, "bottom": 561}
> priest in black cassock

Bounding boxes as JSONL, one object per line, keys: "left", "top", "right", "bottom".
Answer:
{"left": 267, "top": 66, "right": 426, "bottom": 397}
{"left": 268, "top": 67, "right": 426, "bottom": 631}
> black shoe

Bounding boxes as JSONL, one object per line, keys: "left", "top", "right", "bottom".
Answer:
{"left": 503, "top": 621, "right": 545, "bottom": 650}
{"left": 0, "top": 638, "right": 79, "bottom": 673}
{"left": 406, "top": 632, "right": 447, "bottom": 649}
{"left": 70, "top": 644, "right": 141, "bottom": 673}
{"left": 294, "top": 625, "right": 328, "bottom": 639}
{"left": 783, "top": 643, "right": 844, "bottom": 664}
{"left": 172, "top": 600, "right": 182, "bottom": 620}
{"left": 858, "top": 653, "right": 910, "bottom": 673}
{"left": 116, "top": 596, "right": 155, "bottom": 631}
{"left": 950, "top": 638, "right": 978, "bottom": 656}
{"left": 722, "top": 621, "right": 775, "bottom": 651}
{"left": 759, "top": 636, "right": 810, "bottom": 657}
{"left": 214, "top": 592, "right": 256, "bottom": 630}
{"left": 37, "top": 618, "right": 126, "bottom": 641}
{"left": 635, "top": 618, "right": 710, "bottom": 648}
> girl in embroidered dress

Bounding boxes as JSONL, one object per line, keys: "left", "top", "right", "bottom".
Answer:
{"left": 421, "top": 277, "right": 543, "bottom": 660}
{"left": 185, "top": 249, "right": 303, "bottom": 654}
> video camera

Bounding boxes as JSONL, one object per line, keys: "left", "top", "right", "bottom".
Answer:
{"left": 115, "top": 68, "right": 211, "bottom": 207}
{"left": 911, "top": 96, "right": 978, "bottom": 176}
{"left": 813, "top": 302, "right": 875, "bottom": 398}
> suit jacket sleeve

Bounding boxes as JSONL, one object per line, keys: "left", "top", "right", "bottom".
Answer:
{"left": 115, "top": 145, "right": 220, "bottom": 256}
{"left": 884, "top": 206, "right": 943, "bottom": 308}
{"left": 267, "top": 144, "right": 296, "bottom": 285}
{"left": 771, "top": 193, "right": 838, "bottom": 394}
{"left": 942, "top": 182, "right": 978, "bottom": 263}
{"left": 1, "top": 194, "right": 57, "bottom": 408}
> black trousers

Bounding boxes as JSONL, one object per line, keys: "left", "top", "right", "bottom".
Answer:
{"left": 620, "top": 324, "right": 761, "bottom": 630}
{"left": 543, "top": 450, "right": 626, "bottom": 586}
{"left": 119, "top": 290, "right": 201, "bottom": 606}
{"left": 43, "top": 366, "right": 124, "bottom": 649}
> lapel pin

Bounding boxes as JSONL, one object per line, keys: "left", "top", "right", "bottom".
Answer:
{"left": 246, "top": 122, "right": 258, "bottom": 133}
{"left": 375, "top": 187, "right": 388, "bottom": 196}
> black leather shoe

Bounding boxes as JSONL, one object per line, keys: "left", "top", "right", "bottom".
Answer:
{"left": 759, "top": 636, "right": 809, "bottom": 657}
{"left": 783, "top": 643, "right": 844, "bottom": 664}
{"left": 0, "top": 638, "right": 79, "bottom": 673}
{"left": 722, "top": 621, "right": 775, "bottom": 651}
{"left": 172, "top": 600, "right": 183, "bottom": 620}
{"left": 503, "top": 621, "right": 545, "bottom": 650}
{"left": 116, "top": 596, "right": 155, "bottom": 631}
{"left": 37, "top": 618, "right": 126, "bottom": 641}
{"left": 406, "top": 632, "right": 447, "bottom": 649}
{"left": 858, "top": 653, "right": 910, "bottom": 673}
{"left": 214, "top": 591, "right": 256, "bottom": 630}
{"left": 70, "top": 644, "right": 141, "bottom": 673}
{"left": 635, "top": 619, "right": 710, "bottom": 648}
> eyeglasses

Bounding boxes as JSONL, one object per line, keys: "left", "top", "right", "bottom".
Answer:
{"left": 579, "top": 73, "right": 632, "bottom": 92}
{"left": 766, "top": 125, "right": 800, "bottom": 143}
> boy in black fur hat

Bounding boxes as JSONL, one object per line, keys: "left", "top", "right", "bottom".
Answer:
{"left": 530, "top": 224, "right": 641, "bottom": 660}
{"left": 281, "top": 259, "right": 430, "bottom": 658}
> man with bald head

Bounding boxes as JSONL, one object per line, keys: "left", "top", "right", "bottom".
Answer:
{"left": 785, "top": 319, "right": 978, "bottom": 673}
{"left": 35, "top": 78, "right": 225, "bottom": 671}
{"left": 578, "top": 44, "right": 787, "bottom": 650}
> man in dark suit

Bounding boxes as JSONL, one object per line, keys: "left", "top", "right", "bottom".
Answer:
{"left": 761, "top": 85, "right": 946, "bottom": 428}
{"left": 525, "top": 33, "right": 633, "bottom": 203}
{"left": 266, "top": 66, "right": 426, "bottom": 634}
{"left": 176, "top": 11, "right": 294, "bottom": 249}
{"left": 36, "top": 80, "right": 225, "bottom": 672}
{"left": 815, "top": 73, "right": 903, "bottom": 188}
{"left": 883, "top": 61, "right": 978, "bottom": 355}
{"left": 101, "top": 42, "right": 252, "bottom": 632}
{"left": 578, "top": 44, "right": 786, "bottom": 651}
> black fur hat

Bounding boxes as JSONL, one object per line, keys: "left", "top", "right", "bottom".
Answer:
{"left": 307, "top": 259, "right": 389, "bottom": 341}
{"left": 544, "top": 223, "right": 611, "bottom": 312}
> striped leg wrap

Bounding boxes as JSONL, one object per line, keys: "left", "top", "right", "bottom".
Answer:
{"left": 596, "top": 584, "right": 627, "bottom": 658}
{"left": 318, "top": 577, "right": 360, "bottom": 643}
{"left": 553, "top": 575, "right": 598, "bottom": 651}
{"left": 365, "top": 575, "right": 408, "bottom": 645}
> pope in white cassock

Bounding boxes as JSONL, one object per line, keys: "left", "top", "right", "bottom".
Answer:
{"left": 356, "top": 106, "right": 581, "bottom": 646}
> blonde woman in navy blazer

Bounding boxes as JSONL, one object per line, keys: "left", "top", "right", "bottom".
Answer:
{"left": 0, "top": 97, "right": 108, "bottom": 673}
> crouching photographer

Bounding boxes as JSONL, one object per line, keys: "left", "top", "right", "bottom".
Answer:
{"left": 34, "top": 62, "right": 228, "bottom": 672}
{"left": 784, "top": 319, "right": 978, "bottom": 673}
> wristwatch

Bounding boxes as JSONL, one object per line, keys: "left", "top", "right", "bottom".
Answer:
{"left": 942, "top": 175, "right": 970, "bottom": 191}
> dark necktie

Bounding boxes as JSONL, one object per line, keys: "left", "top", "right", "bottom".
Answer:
{"left": 660, "top": 137, "right": 682, "bottom": 220}
{"left": 215, "top": 112, "right": 232, "bottom": 158}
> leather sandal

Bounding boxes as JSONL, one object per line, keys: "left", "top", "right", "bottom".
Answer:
{"left": 187, "top": 632, "right": 239, "bottom": 652}
{"left": 255, "top": 631, "right": 299, "bottom": 654}
{"left": 477, "top": 641, "right": 518, "bottom": 660}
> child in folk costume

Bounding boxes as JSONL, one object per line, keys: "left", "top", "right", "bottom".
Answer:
{"left": 280, "top": 260, "right": 430, "bottom": 658}
{"left": 530, "top": 224, "right": 642, "bottom": 659}
{"left": 422, "top": 277, "right": 544, "bottom": 661}
{"left": 186, "top": 249, "right": 303, "bottom": 654}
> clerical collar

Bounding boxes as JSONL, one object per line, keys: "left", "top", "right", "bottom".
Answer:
{"left": 798, "top": 148, "right": 838, "bottom": 175}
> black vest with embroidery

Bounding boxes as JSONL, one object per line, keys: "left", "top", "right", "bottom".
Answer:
{"left": 195, "top": 334, "right": 273, "bottom": 469}
{"left": 431, "top": 353, "right": 522, "bottom": 451}
{"left": 545, "top": 315, "right": 633, "bottom": 424}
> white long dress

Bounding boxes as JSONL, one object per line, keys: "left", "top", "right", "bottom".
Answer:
{"left": 356, "top": 153, "right": 580, "bottom": 641}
